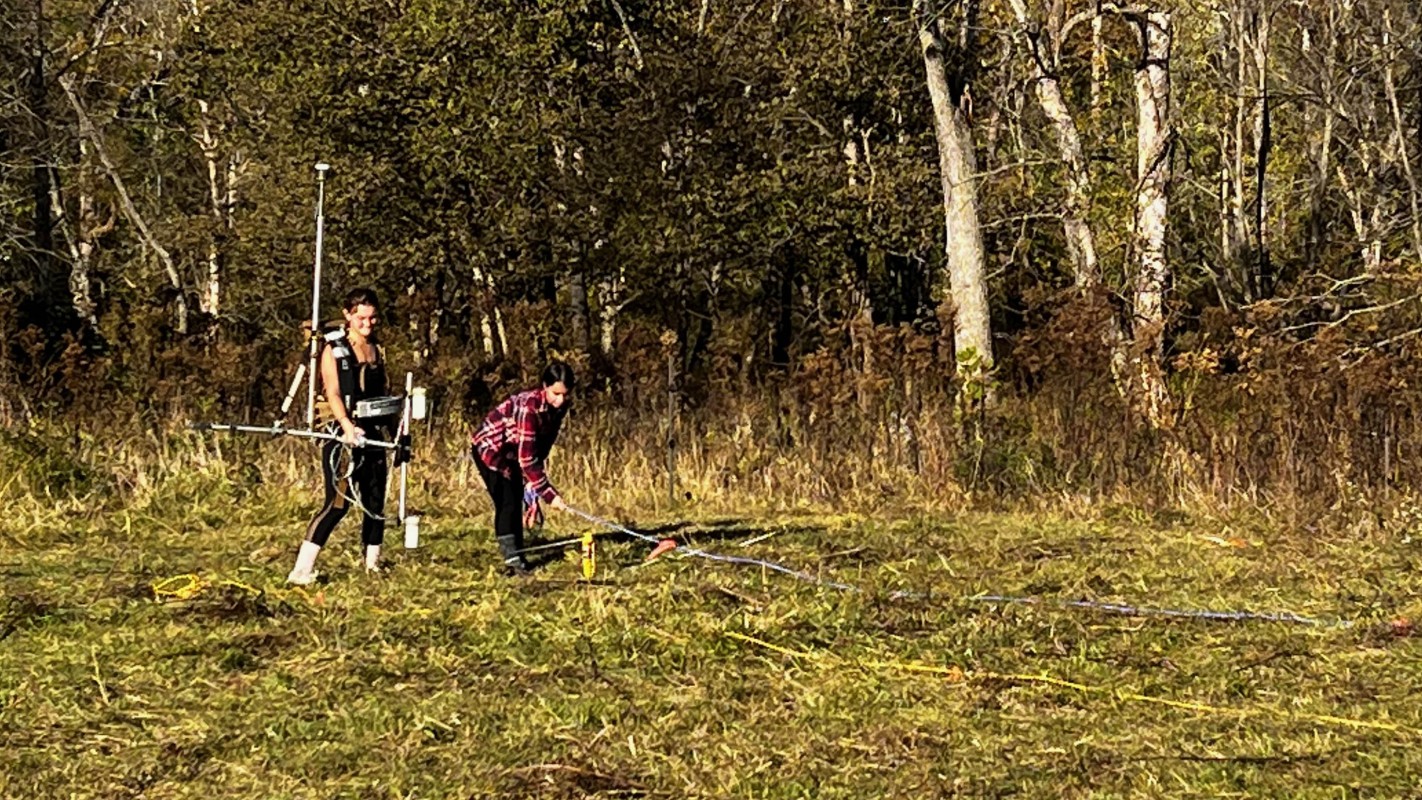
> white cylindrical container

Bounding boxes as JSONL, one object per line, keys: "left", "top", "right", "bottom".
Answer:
{"left": 411, "top": 387, "right": 428, "bottom": 421}
{"left": 404, "top": 515, "right": 421, "bottom": 549}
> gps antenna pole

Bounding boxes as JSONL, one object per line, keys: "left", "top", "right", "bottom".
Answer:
{"left": 305, "top": 162, "right": 330, "bottom": 430}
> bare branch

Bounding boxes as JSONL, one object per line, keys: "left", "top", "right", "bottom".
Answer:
{"left": 606, "top": 0, "right": 645, "bottom": 72}
{"left": 59, "top": 73, "right": 187, "bottom": 334}
{"left": 1277, "top": 292, "right": 1422, "bottom": 336}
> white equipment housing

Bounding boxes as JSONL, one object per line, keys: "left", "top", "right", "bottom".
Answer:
{"left": 354, "top": 395, "right": 404, "bottom": 419}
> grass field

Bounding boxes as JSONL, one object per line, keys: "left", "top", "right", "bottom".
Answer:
{"left": 4, "top": 469, "right": 1421, "bottom": 800}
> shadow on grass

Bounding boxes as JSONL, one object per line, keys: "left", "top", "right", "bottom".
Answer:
{"left": 600, "top": 519, "right": 830, "bottom": 548}
{"left": 0, "top": 593, "right": 63, "bottom": 643}
{"left": 516, "top": 518, "right": 827, "bottom": 565}
{"left": 499, "top": 762, "right": 651, "bottom": 798}
{"left": 174, "top": 584, "right": 296, "bottom": 621}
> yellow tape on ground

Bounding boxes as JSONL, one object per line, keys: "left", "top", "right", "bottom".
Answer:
{"left": 151, "top": 574, "right": 263, "bottom": 602}
{"left": 724, "top": 631, "right": 817, "bottom": 660}
{"left": 221, "top": 578, "right": 262, "bottom": 596}
{"left": 152, "top": 573, "right": 203, "bottom": 600}
{"left": 727, "top": 631, "right": 1417, "bottom": 738}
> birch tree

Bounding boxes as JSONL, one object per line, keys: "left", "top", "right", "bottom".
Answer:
{"left": 1006, "top": 0, "right": 1101, "bottom": 289}
{"left": 1121, "top": 6, "right": 1174, "bottom": 427}
{"left": 913, "top": 0, "right": 993, "bottom": 402}
{"left": 193, "top": 99, "right": 241, "bottom": 321}
{"left": 47, "top": 146, "right": 107, "bottom": 328}
{"left": 1216, "top": 0, "right": 1273, "bottom": 301}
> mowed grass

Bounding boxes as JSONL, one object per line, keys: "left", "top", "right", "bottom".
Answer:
{"left": 3, "top": 492, "right": 1421, "bottom": 798}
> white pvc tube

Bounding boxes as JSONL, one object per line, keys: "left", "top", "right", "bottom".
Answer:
{"left": 305, "top": 163, "right": 330, "bottom": 430}
{"left": 278, "top": 363, "right": 307, "bottom": 420}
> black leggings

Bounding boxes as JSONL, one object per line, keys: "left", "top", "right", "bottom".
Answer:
{"left": 475, "top": 455, "right": 524, "bottom": 544}
{"left": 305, "top": 437, "right": 389, "bottom": 548}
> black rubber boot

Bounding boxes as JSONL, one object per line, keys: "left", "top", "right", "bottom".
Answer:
{"left": 497, "top": 534, "right": 529, "bottom": 575}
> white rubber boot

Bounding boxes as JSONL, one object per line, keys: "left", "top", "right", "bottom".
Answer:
{"left": 364, "top": 544, "right": 382, "bottom": 573}
{"left": 287, "top": 541, "right": 322, "bottom": 585}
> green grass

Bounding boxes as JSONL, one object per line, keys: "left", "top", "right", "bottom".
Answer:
{"left": 3, "top": 489, "right": 1421, "bottom": 798}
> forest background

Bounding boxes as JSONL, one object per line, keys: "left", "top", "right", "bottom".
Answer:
{"left": 4, "top": 0, "right": 1422, "bottom": 518}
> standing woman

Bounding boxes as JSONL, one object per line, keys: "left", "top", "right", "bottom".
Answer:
{"left": 472, "top": 362, "right": 575, "bottom": 574}
{"left": 287, "top": 288, "right": 396, "bottom": 585}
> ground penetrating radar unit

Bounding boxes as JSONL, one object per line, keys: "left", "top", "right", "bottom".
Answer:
{"left": 188, "top": 163, "right": 428, "bottom": 546}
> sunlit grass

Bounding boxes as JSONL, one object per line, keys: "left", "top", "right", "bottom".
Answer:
{"left": 2, "top": 421, "right": 1420, "bottom": 798}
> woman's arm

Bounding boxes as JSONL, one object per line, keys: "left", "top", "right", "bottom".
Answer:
{"left": 513, "top": 398, "right": 559, "bottom": 503}
{"left": 320, "top": 346, "right": 363, "bottom": 444}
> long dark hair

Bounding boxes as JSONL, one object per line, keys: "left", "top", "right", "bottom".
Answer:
{"left": 541, "top": 360, "right": 575, "bottom": 390}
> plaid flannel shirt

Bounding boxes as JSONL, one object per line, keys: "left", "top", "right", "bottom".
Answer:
{"left": 472, "top": 388, "right": 566, "bottom": 501}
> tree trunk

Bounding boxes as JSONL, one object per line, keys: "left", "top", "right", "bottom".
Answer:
{"left": 1007, "top": 0, "right": 1100, "bottom": 288}
{"left": 47, "top": 153, "right": 107, "bottom": 329}
{"left": 1128, "top": 9, "right": 1173, "bottom": 429}
{"left": 843, "top": 116, "right": 861, "bottom": 187}
{"left": 771, "top": 258, "right": 794, "bottom": 367}
{"left": 1090, "top": 2, "right": 1105, "bottom": 119}
{"left": 406, "top": 281, "right": 425, "bottom": 367}
{"left": 470, "top": 262, "right": 505, "bottom": 358}
{"left": 1248, "top": 2, "right": 1271, "bottom": 298}
{"left": 1228, "top": 6, "right": 1247, "bottom": 281}
{"left": 492, "top": 285, "right": 508, "bottom": 356}
{"left": 568, "top": 267, "right": 590, "bottom": 354}
{"left": 597, "top": 267, "right": 626, "bottom": 358}
{"left": 427, "top": 271, "right": 444, "bottom": 360}
{"left": 1382, "top": 8, "right": 1422, "bottom": 265}
{"left": 1337, "top": 164, "right": 1383, "bottom": 275}
{"left": 196, "top": 99, "right": 224, "bottom": 318}
{"left": 914, "top": 0, "right": 993, "bottom": 399}
{"left": 1303, "top": 4, "right": 1338, "bottom": 271}
{"left": 226, "top": 151, "right": 240, "bottom": 285}
{"left": 28, "top": 0, "right": 61, "bottom": 323}
{"left": 1217, "top": 0, "right": 1271, "bottom": 300}
{"left": 1217, "top": 128, "right": 1233, "bottom": 286}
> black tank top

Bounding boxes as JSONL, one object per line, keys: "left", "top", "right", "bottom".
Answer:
{"left": 316, "top": 332, "right": 390, "bottom": 432}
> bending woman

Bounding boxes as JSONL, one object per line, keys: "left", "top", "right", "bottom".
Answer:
{"left": 471, "top": 362, "right": 574, "bottom": 574}
{"left": 287, "top": 288, "right": 397, "bottom": 585}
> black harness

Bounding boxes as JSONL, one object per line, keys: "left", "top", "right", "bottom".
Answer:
{"left": 323, "top": 329, "right": 367, "bottom": 410}
{"left": 322, "top": 330, "right": 393, "bottom": 420}
{"left": 319, "top": 329, "right": 408, "bottom": 463}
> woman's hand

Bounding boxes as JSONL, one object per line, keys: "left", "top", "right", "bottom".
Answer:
{"left": 341, "top": 421, "right": 366, "bottom": 447}
{"left": 549, "top": 495, "right": 569, "bottom": 512}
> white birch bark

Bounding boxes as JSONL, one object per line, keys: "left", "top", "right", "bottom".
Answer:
{"left": 1337, "top": 164, "right": 1383, "bottom": 275}
{"left": 1248, "top": 3, "right": 1270, "bottom": 296}
{"left": 46, "top": 149, "right": 107, "bottom": 328}
{"left": 913, "top": 0, "right": 993, "bottom": 394}
{"left": 1128, "top": 9, "right": 1173, "bottom": 428}
{"left": 1090, "top": 3, "right": 1105, "bottom": 118}
{"left": 1301, "top": 1, "right": 1338, "bottom": 269}
{"left": 598, "top": 269, "right": 626, "bottom": 357}
{"left": 1382, "top": 9, "right": 1422, "bottom": 264}
{"left": 195, "top": 99, "right": 224, "bottom": 317}
{"left": 470, "top": 262, "right": 504, "bottom": 357}
{"left": 1228, "top": 7, "right": 1247, "bottom": 273}
{"left": 1007, "top": 0, "right": 1100, "bottom": 288}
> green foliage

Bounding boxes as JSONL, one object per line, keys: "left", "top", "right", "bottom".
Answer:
{"left": 5, "top": 0, "right": 1422, "bottom": 514}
